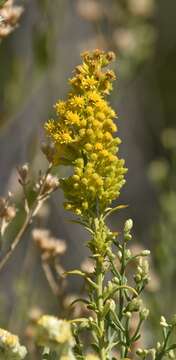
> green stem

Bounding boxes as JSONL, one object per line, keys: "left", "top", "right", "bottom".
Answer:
{"left": 156, "top": 328, "right": 172, "bottom": 360}
{"left": 96, "top": 258, "right": 106, "bottom": 360}
{"left": 119, "top": 242, "right": 126, "bottom": 320}
{"left": 119, "top": 241, "right": 126, "bottom": 358}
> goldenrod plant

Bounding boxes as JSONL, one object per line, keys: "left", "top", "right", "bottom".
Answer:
{"left": 0, "top": 50, "right": 176, "bottom": 360}
{"left": 40, "top": 50, "right": 176, "bottom": 360}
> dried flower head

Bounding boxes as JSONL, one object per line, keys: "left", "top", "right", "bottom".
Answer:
{"left": 41, "top": 174, "right": 59, "bottom": 194}
{"left": 0, "top": 0, "right": 23, "bottom": 39}
{"left": 81, "top": 258, "right": 94, "bottom": 274}
{"left": 0, "top": 328, "right": 27, "bottom": 359}
{"left": 18, "top": 163, "right": 29, "bottom": 185}
{"left": 0, "top": 195, "right": 16, "bottom": 235}
{"left": 32, "top": 228, "right": 66, "bottom": 260}
{"left": 28, "top": 307, "right": 43, "bottom": 323}
{"left": 44, "top": 50, "right": 127, "bottom": 216}
{"left": 76, "top": 0, "right": 104, "bottom": 21}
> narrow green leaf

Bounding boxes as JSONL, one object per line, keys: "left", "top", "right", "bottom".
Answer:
{"left": 104, "top": 204, "right": 128, "bottom": 220}
{"left": 64, "top": 269, "right": 86, "bottom": 277}
{"left": 70, "top": 298, "right": 89, "bottom": 307}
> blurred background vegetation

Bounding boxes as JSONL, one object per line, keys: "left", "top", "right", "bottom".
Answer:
{"left": 0, "top": 0, "right": 176, "bottom": 356}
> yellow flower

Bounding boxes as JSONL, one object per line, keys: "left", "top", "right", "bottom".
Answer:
{"left": 87, "top": 90, "right": 102, "bottom": 103}
{"left": 44, "top": 50, "right": 127, "bottom": 216}
{"left": 66, "top": 111, "right": 80, "bottom": 125}
{"left": 55, "top": 101, "right": 66, "bottom": 115}
{"left": 70, "top": 95, "right": 84, "bottom": 108}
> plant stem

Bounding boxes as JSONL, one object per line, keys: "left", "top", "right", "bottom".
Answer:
{"left": 96, "top": 257, "right": 106, "bottom": 360}
{"left": 0, "top": 165, "right": 53, "bottom": 272}
{"left": 119, "top": 240, "right": 126, "bottom": 358}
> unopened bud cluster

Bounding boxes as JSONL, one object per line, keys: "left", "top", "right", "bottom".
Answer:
{"left": 36, "top": 315, "right": 75, "bottom": 358}
{"left": 134, "top": 257, "right": 150, "bottom": 285}
{"left": 124, "top": 218, "right": 133, "bottom": 241}
{"left": 0, "top": 328, "right": 27, "bottom": 359}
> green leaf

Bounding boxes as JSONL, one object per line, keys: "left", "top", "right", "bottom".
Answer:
{"left": 70, "top": 298, "right": 89, "bottom": 307}
{"left": 67, "top": 219, "right": 94, "bottom": 234}
{"left": 104, "top": 204, "right": 128, "bottom": 220}
{"left": 110, "top": 311, "right": 125, "bottom": 332}
{"left": 65, "top": 270, "right": 98, "bottom": 289}
{"left": 91, "top": 343, "right": 99, "bottom": 353}
{"left": 167, "top": 344, "right": 176, "bottom": 351}
{"left": 64, "top": 269, "right": 86, "bottom": 277}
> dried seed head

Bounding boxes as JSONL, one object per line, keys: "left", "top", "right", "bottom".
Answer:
{"left": 0, "top": 0, "right": 23, "bottom": 39}
{"left": 4, "top": 205, "right": 16, "bottom": 222}
{"left": 18, "top": 163, "right": 29, "bottom": 184}
{"left": 28, "top": 307, "right": 43, "bottom": 323}
{"left": 41, "top": 142, "right": 56, "bottom": 163}
{"left": 76, "top": 0, "right": 104, "bottom": 22}
{"left": 42, "top": 174, "right": 59, "bottom": 194}
{"left": 32, "top": 228, "right": 66, "bottom": 259}
{"left": 81, "top": 258, "right": 94, "bottom": 274}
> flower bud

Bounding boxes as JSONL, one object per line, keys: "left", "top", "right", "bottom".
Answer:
{"left": 136, "top": 348, "right": 143, "bottom": 356}
{"left": 125, "top": 249, "right": 131, "bottom": 259}
{"left": 141, "top": 250, "right": 150, "bottom": 256}
{"left": 117, "top": 250, "right": 122, "bottom": 259}
{"left": 160, "top": 316, "right": 168, "bottom": 328}
{"left": 156, "top": 342, "right": 161, "bottom": 351}
{"left": 169, "top": 350, "right": 175, "bottom": 359}
{"left": 113, "top": 277, "right": 120, "bottom": 285}
{"left": 124, "top": 219, "right": 133, "bottom": 233}
{"left": 124, "top": 233, "right": 132, "bottom": 241}
{"left": 149, "top": 349, "right": 156, "bottom": 360}
{"left": 140, "top": 308, "right": 149, "bottom": 320}
{"left": 134, "top": 274, "right": 142, "bottom": 283}
{"left": 125, "top": 311, "right": 132, "bottom": 319}
{"left": 126, "top": 298, "right": 142, "bottom": 312}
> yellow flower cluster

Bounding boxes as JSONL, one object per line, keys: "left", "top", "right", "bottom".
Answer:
{"left": 45, "top": 50, "right": 127, "bottom": 216}
{"left": 0, "top": 328, "right": 27, "bottom": 359}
